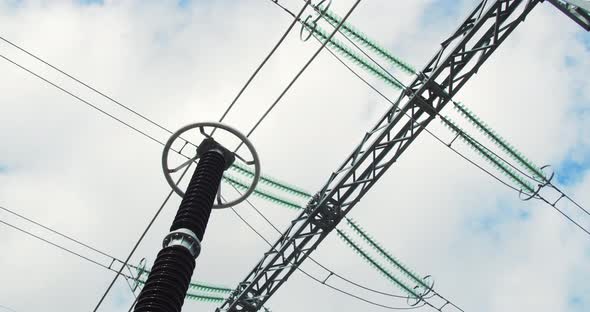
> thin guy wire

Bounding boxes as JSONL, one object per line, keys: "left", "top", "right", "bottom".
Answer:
{"left": 0, "top": 35, "right": 196, "bottom": 149}
{"left": 0, "top": 203, "right": 154, "bottom": 310}
{"left": 214, "top": 0, "right": 312, "bottom": 133}
{"left": 0, "top": 52, "right": 203, "bottom": 164}
{"left": 0, "top": 53, "right": 165, "bottom": 147}
{"left": 92, "top": 163, "right": 192, "bottom": 311}
{"left": 226, "top": 198, "right": 422, "bottom": 310}
{"left": 229, "top": 184, "right": 409, "bottom": 299}
{"left": 123, "top": 276, "right": 138, "bottom": 299}
{"left": 0, "top": 205, "right": 115, "bottom": 260}
{"left": 0, "top": 218, "right": 134, "bottom": 281}
{"left": 125, "top": 264, "right": 140, "bottom": 299}
{"left": 539, "top": 196, "right": 590, "bottom": 236}
{"left": 127, "top": 287, "right": 139, "bottom": 312}
{"left": 555, "top": 186, "right": 590, "bottom": 217}
{"left": 235, "top": 0, "right": 362, "bottom": 152}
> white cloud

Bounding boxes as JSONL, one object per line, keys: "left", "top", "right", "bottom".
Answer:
{"left": 0, "top": 1, "right": 588, "bottom": 312}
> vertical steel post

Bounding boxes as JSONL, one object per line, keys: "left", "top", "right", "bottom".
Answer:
{"left": 135, "top": 138, "right": 234, "bottom": 312}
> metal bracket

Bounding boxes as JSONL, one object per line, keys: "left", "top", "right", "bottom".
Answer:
{"left": 163, "top": 228, "right": 202, "bottom": 259}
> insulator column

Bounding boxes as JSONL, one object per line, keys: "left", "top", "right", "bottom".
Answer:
{"left": 135, "top": 138, "right": 234, "bottom": 312}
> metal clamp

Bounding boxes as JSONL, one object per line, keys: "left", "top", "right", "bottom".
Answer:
{"left": 300, "top": 0, "right": 332, "bottom": 42}
{"left": 163, "top": 228, "right": 202, "bottom": 259}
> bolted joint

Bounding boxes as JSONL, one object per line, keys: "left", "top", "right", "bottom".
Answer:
{"left": 305, "top": 196, "right": 343, "bottom": 230}
{"left": 197, "top": 138, "right": 236, "bottom": 170}
{"left": 163, "top": 228, "right": 202, "bottom": 259}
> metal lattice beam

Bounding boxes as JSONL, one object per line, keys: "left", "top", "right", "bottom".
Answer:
{"left": 546, "top": 0, "right": 590, "bottom": 30}
{"left": 217, "top": 1, "right": 541, "bottom": 311}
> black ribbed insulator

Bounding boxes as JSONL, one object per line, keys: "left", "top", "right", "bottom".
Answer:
{"left": 134, "top": 149, "right": 227, "bottom": 312}
{"left": 170, "top": 150, "right": 225, "bottom": 241}
{"left": 134, "top": 245, "right": 195, "bottom": 312}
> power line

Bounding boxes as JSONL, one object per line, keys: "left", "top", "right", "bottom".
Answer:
{"left": 0, "top": 17, "right": 412, "bottom": 310}
{"left": 0, "top": 205, "right": 115, "bottom": 260}
{"left": 330, "top": 25, "right": 590, "bottom": 237}
{"left": 92, "top": 163, "right": 192, "bottom": 311}
{"left": 226, "top": 195, "right": 423, "bottom": 310}
{"left": 0, "top": 217, "right": 134, "bottom": 280}
{"left": 269, "top": 0, "right": 524, "bottom": 196}
{"left": 0, "top": 53, "right": 166, "bottom": 148}
{"left": 215, "top": 0, "right": 311, "bottom": 127}
{"left": 228, "top": 190, "right": 463, "bottom": 311}
{"left": 229, "top": 184, "right": 411, "bottom": 299}
{"left": 235, "top": 0, "right": 362, "bottom": 152}
{"left": 0, "top": 36, "right": 175, "bottom": 137}
{"left": 275, "top": 0, "right": 590, "bottom": 237}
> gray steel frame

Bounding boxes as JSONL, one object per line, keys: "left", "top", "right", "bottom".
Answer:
{"left": 546, "top": 0, "right": 590, "bottom": 30}
{"left": 217, "top": 1, "right": 541, "bottom": 311}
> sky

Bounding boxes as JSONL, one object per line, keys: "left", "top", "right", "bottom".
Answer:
{"left": 0, "top": 1, "right": 589, "bottom": 312}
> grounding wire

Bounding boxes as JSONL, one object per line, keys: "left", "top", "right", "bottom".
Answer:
{"left": 228, "top": 183, "right": 411, "bottom": 299}
{"left": 235, "top": 0, "right": 362, "bottom": 152}
{"left": 282, "top": 2, "right": 589, "bottom": 236}
{"left": 92, "top": 163, "right": 192, "bottom": 311}
{"left": 225, "top": 194, "right": 424, "bottom": 310}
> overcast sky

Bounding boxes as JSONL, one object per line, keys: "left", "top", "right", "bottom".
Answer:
{"left": 0, "top": 1, "right": 589, "bottom": 312}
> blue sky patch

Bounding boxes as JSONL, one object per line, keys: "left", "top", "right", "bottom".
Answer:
{"left": 567, "top": 270, "right": 590, "bottom": 312}
{"left": 78, "top": 0, "right": 104, "bottom": 5}
{"left": 466, "top": 199, "right": 531, "bottom": 242}
{"left": 569, "top": 295, "right": 585, "bottom": 312}
{"left": 419, "top": 0, "right": 465, "bottom": 27}
{"left": 576, "top": 32, "right": 590, "bottom": 52}
{"left": 556, "top": 154, "right": 590, "bottom": 186}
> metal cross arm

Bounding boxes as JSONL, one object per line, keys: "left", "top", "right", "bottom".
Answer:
{"left": 217, "top": 1, "right": 540, "bottom": 311}
{"left": 546, "top": 0, "right": 590, "bottom": 30}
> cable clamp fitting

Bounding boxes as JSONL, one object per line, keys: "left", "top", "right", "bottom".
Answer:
{"left": 163, "top": 228, "right": 202, "bottom": 258}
